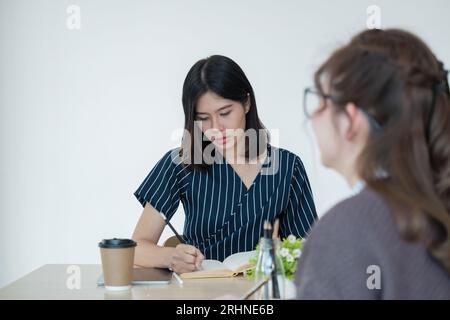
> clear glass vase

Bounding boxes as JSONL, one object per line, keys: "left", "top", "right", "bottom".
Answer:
{"left": 254, "top": 237, "right": 285, "bottom": 300}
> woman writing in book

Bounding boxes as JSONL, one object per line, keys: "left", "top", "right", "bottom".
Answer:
{"left": 295, "top": 29, "right": 450, "bottom": 299}
{"left": 132, "top": 55, "right": 318, "bottom": 274}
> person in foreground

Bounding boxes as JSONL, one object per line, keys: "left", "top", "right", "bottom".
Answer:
{"left": 295, "top": 28, "right": 450, "bottom": 299}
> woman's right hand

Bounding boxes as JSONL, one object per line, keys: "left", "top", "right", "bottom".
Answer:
{"left": 169, "top": 244, "right": 204, "bottom": 274}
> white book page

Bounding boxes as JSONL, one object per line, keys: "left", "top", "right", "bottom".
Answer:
{"left": 200, "top": 260, "right": 227, "bottom": 271}
{"left": 223, "top": 251, "right": 256, "bottom": 271}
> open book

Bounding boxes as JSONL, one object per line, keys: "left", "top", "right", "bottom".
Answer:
{"left": 180, "top": 250, "right": 256, "bottom": 279}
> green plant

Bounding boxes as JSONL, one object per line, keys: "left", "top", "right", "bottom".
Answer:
{"left": 246, "top": 235, "right": 304, "bottom": 281}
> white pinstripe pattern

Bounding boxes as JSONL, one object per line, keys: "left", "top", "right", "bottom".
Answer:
{"left": 222, "top": 164, "right": 229, "bottom": 260}
{"left": 134, "top": 146, "right": 318, "bottom": 261}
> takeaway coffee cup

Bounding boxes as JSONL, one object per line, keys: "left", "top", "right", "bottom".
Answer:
{"left": 99, "top": 238, "right": 137, "bottom": 291}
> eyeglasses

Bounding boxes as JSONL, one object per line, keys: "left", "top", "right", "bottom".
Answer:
{"left": 303, "top": 87, "right": 335, "bottom": 118}
{"left": 302, "top": 87, "right": 382, "bottom": 131}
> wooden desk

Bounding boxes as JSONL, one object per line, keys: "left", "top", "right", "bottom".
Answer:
{"left": 0, "top": 264, "right": 255, "bottom": 300}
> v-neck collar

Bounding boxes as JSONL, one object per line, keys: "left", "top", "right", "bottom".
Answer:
{"left": 222, "top": 144, "right": 272, "bottom": 193}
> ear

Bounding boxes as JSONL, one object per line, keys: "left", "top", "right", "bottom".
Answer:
{"left": 344, "top": 102, "right": 361, "bottom": 140}
{"left": 244, "top": 93, "right": 251, "bottom": 114}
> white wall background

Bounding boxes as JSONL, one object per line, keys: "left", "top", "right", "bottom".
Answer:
{"left": 1, "top": 0, "right": 449, "bottom": 288}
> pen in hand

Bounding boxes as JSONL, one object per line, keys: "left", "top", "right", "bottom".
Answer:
{"left": 159, "top": 212, "right": 185, "bottom": 244}
{"left": 159, "top": 212, "right": 204, "bottom": 271}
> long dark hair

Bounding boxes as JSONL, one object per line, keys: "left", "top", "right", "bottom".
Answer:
{"left": 180, "top": 55, "right": 268, "bottom": 171}
{"left": 315, "top": 29, "right": 450, "bottom": 273}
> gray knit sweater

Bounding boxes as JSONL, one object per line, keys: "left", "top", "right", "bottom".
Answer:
{"left": 295, "top": 188, "right": 450, "bottom": 299}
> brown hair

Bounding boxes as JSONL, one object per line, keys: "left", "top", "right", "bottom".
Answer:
{"left": 315, "top": 29, "right": 450, "bottom": 273}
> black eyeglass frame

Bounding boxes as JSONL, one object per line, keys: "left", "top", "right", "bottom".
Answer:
{"left": 303, "top": 87, "right": 382, "bottom": 131}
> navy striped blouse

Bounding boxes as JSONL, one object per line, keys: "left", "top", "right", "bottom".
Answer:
{"left": 134, "top": 144, "right": 317, "bottom": 261}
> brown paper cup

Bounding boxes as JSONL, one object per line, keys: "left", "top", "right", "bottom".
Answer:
{"left": 99, "top": 238, "right": 137, "bottom": 291}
